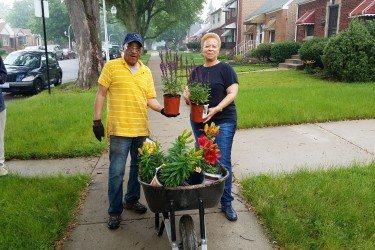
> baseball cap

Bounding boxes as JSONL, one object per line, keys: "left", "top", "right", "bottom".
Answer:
{"left": 123, "top": 32, "right": 143, "bottom": 47}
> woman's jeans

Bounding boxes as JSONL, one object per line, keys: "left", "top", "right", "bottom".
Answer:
{"left": 108, "top": 136, "right": 146, "bottom": 215}
{"left": 191, "top": 121, "right": 236, "bottom": 207}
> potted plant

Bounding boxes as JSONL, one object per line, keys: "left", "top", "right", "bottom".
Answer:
{"left": 159, "top": 50, "right": 184, "bottom": 115}
{"left": 137, "top": 122, "right": 223, "bottom": 187}
{"left": 187, "top": 81, "right": 211, "bottom": 123}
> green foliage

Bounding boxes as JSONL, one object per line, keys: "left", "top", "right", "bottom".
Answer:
{"left": 187, "top": 41, "right": 201, "bottom": 51}
{"left": 188, "top": 82, "right": 211, "bottom": 105}
{"left": 322, "top": 19, "right": 375, "bottom": 82}
{"left": 241, "top": 162, "right": 375, "bottom": 249}
{"left": 5, "top": 0, "right": 33, "bottom": 28}
{"left": 234, "top": 54, "right": 247, "bottom": 64}
{"left": 28, "top": 0, "right": 71, "bottom": 44}
{"left": 138, "top": 141, "right": 164, "bottom": 183}
{"left": 159, "top": 130, "right": 201, "bottom": 187}
{"left": 299, "top": 37, "right": 329, "bottom": 68}
{"left": 271, "top": 41, "right": 300, "bottom": 63}
{"left": 217, "top": 53, "right": 228, "bottom": 60}
{"left": 251, "top": 43, "right": 272, "bottom": 61}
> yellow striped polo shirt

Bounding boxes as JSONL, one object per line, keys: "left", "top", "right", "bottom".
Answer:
{"left": 98, "top": 57, "right": 156, "bottom": 137}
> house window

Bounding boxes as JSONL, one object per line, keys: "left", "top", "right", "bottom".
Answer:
{"left": 306, "top": 25, "right": 314, "bottom": 37}
{"left": 218, "top": 15, "right": 220, "bottom": 22}
{"left": 269, "top": 31, "right": 275, "bottom": 43}
{"left": 231, "top": 8, "right": 237, "bottom": 18}
{"left": 2, "top": 38, "right": 9, "bottom": 46}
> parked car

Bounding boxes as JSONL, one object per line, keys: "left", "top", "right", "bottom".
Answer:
{"left": 102, "top": 46, "right": 121, "bottom": 61}
{"left": 0, "top": 50, "right": 63, "bottom": 95}
{"left": 23, "top": 45, "right": 43, "bottom": 51}
{"left": 62, "top": 48, "right": 76, "bottom": 59}
{"left": 41, "top": 44, "right": 64, "bottom": 60}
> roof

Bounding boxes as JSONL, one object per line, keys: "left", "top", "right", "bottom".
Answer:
{"left": 350, "top": 0, "right": 375, "bottom": 17}
{"left": 244, "top": 0, "right": 294, "bottom": 22}
{"left": 297, "top": 0, "right": 315, "bottom": 4}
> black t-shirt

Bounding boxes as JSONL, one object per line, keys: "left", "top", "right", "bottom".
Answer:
{"left": 190, "top": 62, "right": 239, "bottom": 124}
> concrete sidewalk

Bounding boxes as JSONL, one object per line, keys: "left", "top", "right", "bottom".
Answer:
{"left": 6, "top": 52, "right": 375, "bottom": 250}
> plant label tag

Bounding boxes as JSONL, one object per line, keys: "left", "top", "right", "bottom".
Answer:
{"left": 202, "top": 104, "right": 209, "bottom": 118}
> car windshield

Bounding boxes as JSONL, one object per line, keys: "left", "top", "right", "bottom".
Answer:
{"left": 4, "top": 53, "right": 41, "bottom": 67}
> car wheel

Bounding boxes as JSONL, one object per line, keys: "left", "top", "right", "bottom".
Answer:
{"left": 33, "top": 78, "right": 43, "bottom": 94}
{"left": 54, "top": 72, "right": 62, "bottom": 86}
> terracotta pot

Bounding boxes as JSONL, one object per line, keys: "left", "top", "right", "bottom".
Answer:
{"left": 163, "top": 94, "right": 181, "bottom": 115}
{"left": 191, "top": 103, "right": 205, "bottom": 123}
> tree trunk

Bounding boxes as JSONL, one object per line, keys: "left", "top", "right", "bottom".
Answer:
{"left": 64, "top": 0, "right": 103, "bottom": 89}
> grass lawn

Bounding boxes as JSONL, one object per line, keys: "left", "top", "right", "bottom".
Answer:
{"left": 0, "top": 174, "right": 91, "bottom": 249}
{"left": 241, "top": 162, "right": 375, "bottom": 249}
{"left": 236, "top": 70, "right": 375, "bottom": 128}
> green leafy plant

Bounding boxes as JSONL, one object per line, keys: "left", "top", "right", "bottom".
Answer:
{"left": 138, "top": 140, "right": 164, "bottom": 184}
{"left": 188, "top": 82, "right": 210, "bottom": 105}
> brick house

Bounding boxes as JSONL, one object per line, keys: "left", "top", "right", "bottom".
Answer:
{"left": 296, "top": 0, "right": 375, "bottom": 43}
{"left": 243, "top": 0, "right": 297, "bottom": 52}
{"left": 221, "top": 0, "right": 238, "bottom": 50}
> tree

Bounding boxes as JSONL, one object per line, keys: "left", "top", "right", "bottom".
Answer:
{"left": 5, "top": 0, "right": 33, "bottom": 28}
{"left": 64, "top": 0, "right": 103, "bottom": 89}
{"left": 105, "top": 0, "right": 204, "bottom": 40}
{"left": 29, "top": 0, "right": 71, "bottom": 44}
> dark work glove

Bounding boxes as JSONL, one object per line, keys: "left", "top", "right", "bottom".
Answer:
{"left": 161, "top": 108, "right": 179, "bottom": 117}
{"left": 93, "top": 119, "right": 105, "bottom": 141}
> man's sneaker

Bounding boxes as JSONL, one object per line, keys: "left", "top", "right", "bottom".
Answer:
{"left": 107, "top": 215, "right": 121, "bottom": 229}
{"left": 221, "top": 205, "right": 238, "bottom": 221}
{"left": 0, "top": 167, "right": 8, "bottom": 176}
{"left": 123, "top": 201, "right": 147, "bottom": 214}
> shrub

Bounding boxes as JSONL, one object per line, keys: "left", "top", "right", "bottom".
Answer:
{"left": 251, "top": 43, "right": 272, "bottom": 61}
{"left": 187, "top": 41, "right": 200, "bottom": 51}
{"left": 322, "top": 19, "right": 375, "bottom": 82}
{"left": 234, "top": 54, "right": 247, "bottom": 64}
{"left": 299, "top": 37, "right": 329, "bottom": 69}
{"left": 217, "top": 53, "right": 228, "bottom": 60}
{"left": 271, "top": 41, "right": 300, "bottom": 63}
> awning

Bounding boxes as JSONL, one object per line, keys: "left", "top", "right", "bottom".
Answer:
{"left": 224, "top": 22, "right": 236, "bottom": 29}
{"left": 221, "top": 30, "right": 231, "bottom": 37}
{"left": 350, "top": 0, "right": 375, "bottom": 17}
{"left": 264, "top": 19, "right": 276, "bottom": 31}
{"left": 244, "top": 14, "right": 266, "bottom": 25}
{"left": 222, "top": 7, "right": 230, "bottom": 12}
{"left": 296, "top": 10, "right": 315, "bottom": 25}
{"left": 243, "top": 25, "right": 255, "bottom": 34}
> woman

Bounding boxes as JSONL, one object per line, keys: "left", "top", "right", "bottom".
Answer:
{"left": 183, "top": 32, "right": 239, "bottom": 221}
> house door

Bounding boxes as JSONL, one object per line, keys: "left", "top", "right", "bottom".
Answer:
{"left": 328, "top": 5, "right": 339, "bottom": 37}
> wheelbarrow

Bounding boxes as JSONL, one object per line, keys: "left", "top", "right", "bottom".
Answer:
{"left": 139, "top": 161, "right": 228, "bottom": 250}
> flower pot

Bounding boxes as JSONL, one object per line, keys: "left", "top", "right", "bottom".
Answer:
{"left": 203, "top": 171, "right": 222, "bottom": 182}
{"left": 150, "top": 167, "right": 164, "bottom": 187}
{"left": 163, "top": 94, "right": 181, "bottom": 115}
{"left": 185, "top": 170, "right": 204, "bottom": 185}
{"left": 191, "top": 103, "right": 208, "bottom": 123}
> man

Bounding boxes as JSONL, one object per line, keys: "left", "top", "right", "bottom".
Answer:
{"left": 0, "top": 56, "right": 7, "bottom": 176}
{"left": 93, "top": 32, "right": 176, "bottom": 229}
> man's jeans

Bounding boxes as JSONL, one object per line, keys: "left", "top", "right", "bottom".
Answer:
{"left": 191, "top": 121, "right": 236, "bottom": 207}
{"left": 0, "top": 109, "right": 5, "bottom": 167}
{"left": 108, "top": 136, "right": 146, "bottom": 215}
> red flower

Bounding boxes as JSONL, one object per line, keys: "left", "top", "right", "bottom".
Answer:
{"left": 198, "top": 134, "right": 213, "bottom": 149}
{"left": 204, "top": 147, "right": 221, "bottom": 164}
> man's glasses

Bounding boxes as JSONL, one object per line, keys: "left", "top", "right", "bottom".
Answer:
{"left": 125, "top": 46, "right": 142, "bottom": 52}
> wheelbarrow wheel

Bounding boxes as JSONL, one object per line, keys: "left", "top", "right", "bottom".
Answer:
{"left": 179, "top": 215, "right": 198, "bottom": 250}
